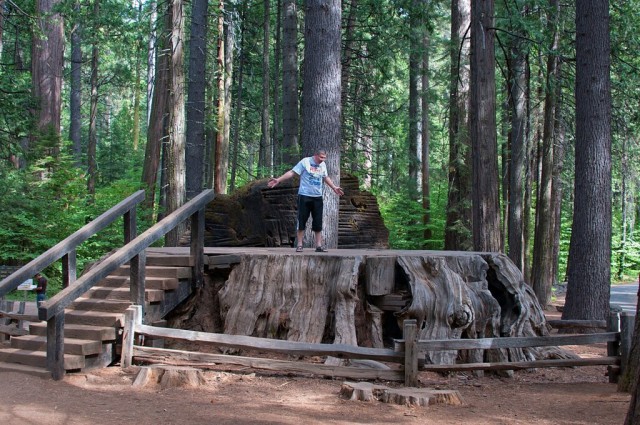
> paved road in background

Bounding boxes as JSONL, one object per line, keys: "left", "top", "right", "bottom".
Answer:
{"left": 610, "top": 282, "right": 639, "bottom": 313}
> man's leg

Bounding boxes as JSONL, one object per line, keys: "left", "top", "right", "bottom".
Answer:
{"left": 297, "top": 195, "right": 312, "bottom": 249}
{"left": 310, "top": 197, "right": 325, "bottom": 250}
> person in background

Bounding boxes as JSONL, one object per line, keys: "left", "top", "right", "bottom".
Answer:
{"left": 34, "top": 272, "right": 47, "bottom": 308}
{"left": 268, "top": 148, "right": 344, "bottom": 252}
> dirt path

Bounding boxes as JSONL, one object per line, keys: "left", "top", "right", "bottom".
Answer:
{"left": 0, "top": 296, "right": 631, "bottom": 425}
{"left": 0, "top": 359, "right": 629, "bottom": 425}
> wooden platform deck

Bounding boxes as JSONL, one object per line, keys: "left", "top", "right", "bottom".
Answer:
{"left": 147, "top": 246, "right": 487, "bottom": 259}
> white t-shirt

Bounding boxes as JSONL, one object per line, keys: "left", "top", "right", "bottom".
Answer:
{"left": 292, "top": 156, "right": 328, "bottom": 197}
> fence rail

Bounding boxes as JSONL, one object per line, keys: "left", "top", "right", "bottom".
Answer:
{"left": 122, "top": 305, "right": 633, "bottom": 386}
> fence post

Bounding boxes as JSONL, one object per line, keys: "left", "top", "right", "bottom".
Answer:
{"left": 619, "top": 312, "right": 635, "bottom": 379}
{"left": 121, "top": 305, "right": 142, "bottom": 368}
{"left": 607, "top": 310, "right": 621, "bottom": 383}
{"left": 404, "top": 319, "right": 418, "bottom": 387}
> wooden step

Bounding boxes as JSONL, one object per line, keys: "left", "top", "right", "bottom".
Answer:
{"left": 87, "top": 286, "right": 165, "bottom": 303}
{"left": 100, "top": 276, "right": 179, "bottom": 290}
{"left": 101, "top": 276, "right": 129, "bottom": 288}
{"left": 64, "top": 310, "right": 125, "bottom": 327}
{"left": 71, "top": 298, "right": 132, "bottom": 313}
{"left": 10, "top": 335, "right": 103, "bottom": 356}
{"left": 0, "top": 348, "right": 85, "bottom": 370}
{"left": 113, "top": 265, "right": 191, "bottom": 279}
{"left": 145, "top": 254, "right": 193, "bottom": 267}
{"left": 29, "top": 323, "right": 117, "bottom": 341}
{"left": 0, "top": 360, "right": 51, "bottom": 378}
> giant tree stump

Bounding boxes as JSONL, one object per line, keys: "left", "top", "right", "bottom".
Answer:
{"left": 207, "top": 250, "right": 570, "bottom": 369}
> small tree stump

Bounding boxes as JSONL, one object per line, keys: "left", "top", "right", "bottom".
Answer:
{"left": 340, "top": 381, "right": 463, "bottom": 407}
{"left": 133, "top": 366, "right": 207, "bottom": 389}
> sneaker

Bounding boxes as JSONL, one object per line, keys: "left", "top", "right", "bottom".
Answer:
{"left": 315, "top": 246, "right": 328, "bottom": 252}
{"left": 296, "top": 246, "right": 304, "bottom": 252}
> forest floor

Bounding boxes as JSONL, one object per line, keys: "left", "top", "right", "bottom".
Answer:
{"left": 0, "top": 293, "right": 631, "bottom": 425}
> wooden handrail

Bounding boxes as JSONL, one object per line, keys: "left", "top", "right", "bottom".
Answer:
{"left": 42, "top": 189, "right": 214, "bottom": 379}
{"left": 0, "top": 190, "right": 145, "bottom": 298}
{"left": 39, "top": 189, "right": 215, "bottom": 321}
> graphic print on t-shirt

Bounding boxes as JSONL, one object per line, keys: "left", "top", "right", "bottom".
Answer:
{"left": 308, "top": 163, "right": 322, "bottom": 187}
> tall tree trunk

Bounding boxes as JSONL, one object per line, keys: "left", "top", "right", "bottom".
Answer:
{"left": 214, "top": 0, "right": 229, "bottom": 194}
{"left": 142, "top": 5, "right": 170, "bottom": 218}
{"left": 281, "top": 0, "right": 299, "bottom": 166}
{"left": 31, "top": 0, "right": 64, "bottom": 158}
{"left": 87, "top": 1, "right": 99, "bottom": 196}
{"left": 204, "top": 8, "right": 216, "bottom": 190}
{"left": 407, "top": 3, "right": 420, "bottom": 198}
{"left": 470, "top": 0, "right": 501, "bottom": 252}
{"left": 507, "top": 8, "right": 527, "bottom": 272}
{"left": 223, "top": 19, "right": 233, "bottom": 184}
{"left": 165, "top": 0, "right": 186, "bottom": 246}
{"left": 185, "top": 0, "right": 209, "bottom": 200}
{"left": 69, "top": 1, "right": 82, "bottom": 166}
{"left": 302, "top": 0, "right": 342, "bottom": 249}
{"left": 341, "top": 0, "right": 357, "bottom": 173}
{"left": 550, "top": 70, "right": 565, "bottom": 287}
{"left": 258, "top": 0, "right": 271, "bottom": 177}
{"left": 147, "top": 0, "right": 157, "bottom": 125}
{"left": 445, "top": 0, "right": 472, "bottom": 251}
{"left": 132, "top": 53, "right": 141, "bottom": 152}
{"left": 563, "top": 0, "right": 611, "bottom": 322}
{"left": 421, "top": 18, "right": 431, "bottom": 242}
{"left": 531, "top": 0, "right": 561, "bottom": 308}
{"left": 272, "top": 0, "right": 282, "bottom": 169}
{"left": 0, "top": 0, "right": 4, "bottom": 59}
{"left": 230, "top": 4, "right": 247, "bottom": 192}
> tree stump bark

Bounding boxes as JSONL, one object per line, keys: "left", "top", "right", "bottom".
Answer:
{"left": 218, "top": 254, "right": 362, "bottom": 347}
{"left": 177, "top": 250, "right": 573, "bottom": 371}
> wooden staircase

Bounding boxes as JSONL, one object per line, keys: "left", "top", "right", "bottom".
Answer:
{"left": 0, "top": 255, "right": 194, "bottom": 378}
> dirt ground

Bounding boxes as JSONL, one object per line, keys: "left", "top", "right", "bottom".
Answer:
{"left": 0, "top": 297, "right": 631, "bottom": 425}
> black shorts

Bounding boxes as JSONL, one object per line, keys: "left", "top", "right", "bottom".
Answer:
{"left": 297, "top": 195, "right": 323, "bottom": 232}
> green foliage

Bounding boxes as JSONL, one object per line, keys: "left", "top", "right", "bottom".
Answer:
{"left": 0, "top": 155, "right": 150, "bottom": 299}
{"left": 378, "top": 182, "right": 447, "bottom": 250}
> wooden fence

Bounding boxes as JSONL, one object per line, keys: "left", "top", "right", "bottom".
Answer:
{"left": 121, "top": 305, "right": 633, "bottom": 386}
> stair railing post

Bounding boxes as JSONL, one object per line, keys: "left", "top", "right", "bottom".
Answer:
{"left": 130, "top": 251, "right": 146, "bottom": 323}
{"left": 403, "top": 319, "right": 418, "bottom": 387}
{"left": 124, "top": 208, "right": 137, "bottom": 244}
{"left": 190, "top": 207, "right": 205, "bottom": 289}
{"left": 62, "top": 250, "right": 77, "bottom": 289}
{"left": 47, "top": 312, "right": 65, "bottom": 380}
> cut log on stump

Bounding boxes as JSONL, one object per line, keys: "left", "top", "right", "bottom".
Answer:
{"left": 197, "top": 175, "right": 389, "bottom": 249}
{"left": 133, "top": 366, "right": 207, "bottom": 389}
{"left": 340, "top": 381, "right": 463, "bottom": 407}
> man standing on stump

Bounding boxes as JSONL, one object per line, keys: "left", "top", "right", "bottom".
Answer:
{"left": 268, "top": 148, "right": 344, "bottom": 252}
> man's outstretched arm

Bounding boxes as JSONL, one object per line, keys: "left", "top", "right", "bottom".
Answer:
{"left": 268, "top": 170, "right": 297, "bottom": 188}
